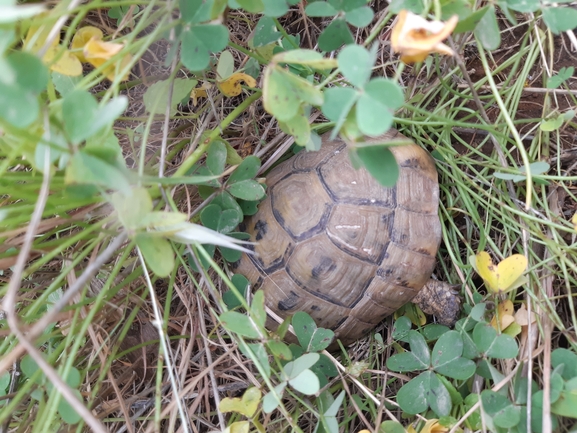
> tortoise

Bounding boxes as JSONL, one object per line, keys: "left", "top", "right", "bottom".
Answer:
{"left": 234, "top": 129, "right": 460, "bottom": 347}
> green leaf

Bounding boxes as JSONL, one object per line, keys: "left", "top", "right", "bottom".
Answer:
{"left": 234, "top": 0, "right": 265, "bottom": 13}
{"left": 223, "top": 274, "right": 249, "bottom": 309}
{"left": 289, "top": 369, "right": 320, "bottom": 395}
{"left": 308, "top": 328, "right": 335, "bottom": 352}
{"left": 552, "top": 348, "right": 577, "bottom": 380}
{"left": 250, "top": 290, "right": 267, "bottom": 329}
{"left": 481, "top": 390, "right": 521, "bottom": 428}
{"left": 267, "top": 340, "right": 293, "bottom": 360}
{"left": 306, "top": 131, "right": 322, "bottom": 151}
{"left": 208, "top": 140, "right": 228, "bottom": 175}
{"left": 262, "top": 0, "right": 288, "bottom": 17}
{"left": 437, "top": 374, "right": 463, "bottom": 406}
{"left": 454, "top": 5, "right": 489, "bottom": 33}
{"left": 263, "top": 65, "right": 323, "bottom": 122}
{"left": 283, "top": 353, "right": 320, "bottom": 380}
{"left": 474, "top": 6, "right": 500, "bottom": 50}
{"left": 262, "top": 382, "right": 286, "bottom": 413}
{"left": 542, "top": 7, "right": 577, "bottom": 34}
{"left": 463, "top": 394, "right": 482, "bottom": 430}
{"left": 356, "top": 78, "right": 403, "bottom": 136}
{"left": 344, "top": 6, "right": 374, "bottom": 27}
{"left": 390, "top": 0, "right": 424, "bottom": 13}
{"left": 21, "top": 354, "right": 41, "bottom": 379}
{"left": 111, "top": 187, "right": 153, "bottom": 230}
{"left": 338, "top": 44, "right": 372, "bottom": 88}
{"left": 305, "top": 1, "right": 338, "bottom": 16}
{"left": 253, "top": 16, "right": 281, "bottom": 47}
{"left": 493, "top": 161, "right": 550, "bottom": 182}
{"left": 66, "top": 149, "right": 131, "bottom": 193}
{"left": 317, "top": 391, "right": 345, "bottom": 433}
{"left": 440, "top": 0, "right": 472, "bottom": 20}
{"left": 386, "top": 351, "right": 427, "bottom": 372}
{"left": 274, "top": 49, "right": 338, "bottom": 69}
{"left": 238, "top": 198, "right": 260, "bottom": 216}
{"left": 473, "top": 323, "right": 519, "bottom": 359}
{"left": 431, "top": 331, "right": 476, "bottom": 380}
{"left": 220, "top": 311, "right": 261, "bottom": 338}
{"left": 540, "top": 116, "right": 564, "bottom": 132}
{"left": 7, "top": 51, "right": 48, "bottom": 92}
{"left": 397, "top": 370, "right": 452, "bottom": 416}
{"left": 551, "top": 377, "right": 577, "bottom": 418}
{"left": 311, "top": 353, "right": 338, "bottom": 379}
{"left": 64, "top": 367, "right": 81, "bottom": 388}
{"left": 228, "top": 179, "right": 266, "bottom": 200}
{"left": 0, "top": 372, "right": 10, "bottom": 393}
{"left": 228, "top": 155, "right": 261, "bottom": 183}
{"left": 181, "top": 24, "right": 229, "bottom": 71}
{"left": 392, "top": 316, "right": 412, "bottom": 342}
{"left": 356, "top": 145, "right": 399, "bottom": 187}
{"left": 143, "top": 78, "right": 197, "bottom": 114}
{"left": 201, "top": 205, "right": 240, "bottom": 233}
{"left": 279, "top": 113, "right": 311, "bottom": 146}
{"left": 136, "top": 234, "right": 175, "bottom": 277}
{"left": 292, "top": 310, "right": 334, "bottom": 351}
{"left": 217, "top": 50, "right": 235, "bottom": 79}
{"left": 321, "top": 87, "right": 358, "bottom": 134}
{"left": 179, "top": 0, "right": 213, "bottom": 23}
{"left": 407, "top": 330, "right": 430, "bottom": 363}
{"left": 292, "top": 311, "right": 316, "bottom": 348}
{"left": 378, "top": 421, "right": 406, "bottom": 433}
{"left": 0, "top": 81, "right": 39, "bottom": 128}
{"left": 244, "top": 343, "right": 271, "bottom": 378}
{"left": 502, "top": 0, "right": 539, "bottom": 12}
{"left": 547, "top": 66, "right": 574, "bottom": 89}
{"left": 57, "top": 389, "right": 82, "bottom": 424}
{"left": 63, "top": 90, "right": 128, "bottom": 144}
{"left": 330, "top": 0, "right": 368, "bottom": 11}
{"left": 211, "top": 192, "right": 244, "bottom": 223}
{"left": 318, "top": 18, "right": 354, "bottom": 52}
{"left": 550, "top": 371, "right": 564, "bottom": 404}
{"left": 387, "top": 330, "right": 430, "bottom": 372}
{"left": 219, "top": 387, "right": 261, "bottom": 417}
{"left": 422, "top": 324, "right": 450, "bottom": 341}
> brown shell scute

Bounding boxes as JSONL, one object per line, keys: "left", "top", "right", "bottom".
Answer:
{"left": 236, "top": 131, "right": 442, "bottom": 346}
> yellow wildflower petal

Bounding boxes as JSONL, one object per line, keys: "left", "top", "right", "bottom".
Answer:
{"left": 391, "top": 10, "right": 458, "bottom": 64}
{"left": 43, "top": 45, "right": 83, "bottom": 76}
{"left": 490, "top": 299, "right": 515, "bottom": 332}
{"left": 217, "top": 72, "right": 257, "bottom": 97}
{"left": 24, "top": 19, "right": 58, "bottom": 52}
{"left": 572, "top": 212, "right": 577, "bottom": 231}
{"left": 475, "top": 251, "right": 527, "bottom": 294}
{"left": 71, "top": 26, "right": 104, "bottom": 62}
{"left": 191, "top": 82, "right": 212, "bottom": 106}
{"left": 421, "top": 419, "right": 449, "bottom": 433}
{"left": 84, "top": 38, "right": 131, "bottom": 81}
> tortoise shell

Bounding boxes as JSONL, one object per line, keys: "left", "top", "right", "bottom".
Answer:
{"left": 235, "top": 129, "right": 442, "bottom": 346}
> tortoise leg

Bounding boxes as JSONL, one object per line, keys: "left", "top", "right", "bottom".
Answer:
{"left": 412, "top": 280, "right": 461, "bottom": 327}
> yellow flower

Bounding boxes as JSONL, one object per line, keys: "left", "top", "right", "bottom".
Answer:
{"left": 420, "top": 419, "right": 449, "bottom": 433}
{"left": 83, "top": 37, "right": 132, "bottom": 81}
{"left": 71, "top": 26, "right": 104, "bottom": 62}
{"left": 24, "top": 20, "right": 82, "bottom": 76}
{"left": 391, "top": 10, "right": 458, "bottom": 64}
{"left": 490, "top": 299, "right": 516, "bottom": 332}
